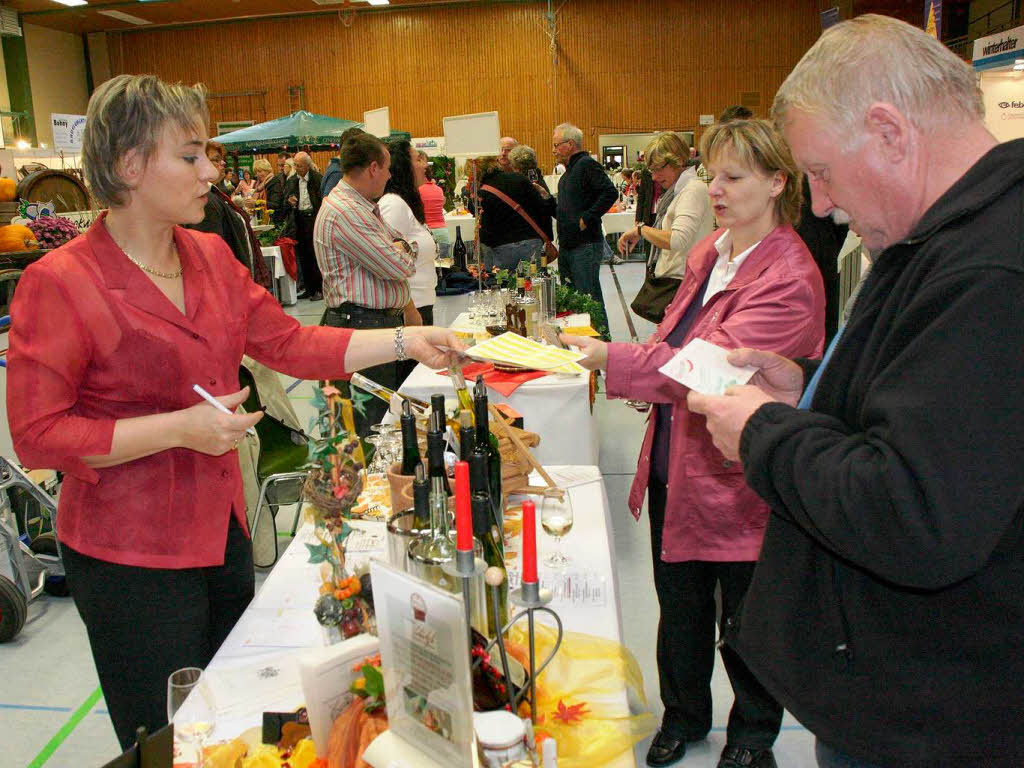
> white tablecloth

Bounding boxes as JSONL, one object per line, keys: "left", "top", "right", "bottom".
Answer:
{"left": 398, "top": 360, "right": 598, "bottom": 467}
{"left": 200, "top": 468, "right": 636, "bottom": 767}
{"left": 445, "top": 210, "right": 636, "bottom": 246}
{"left": 260, "top": 245, "right": 297, "bottom": 305}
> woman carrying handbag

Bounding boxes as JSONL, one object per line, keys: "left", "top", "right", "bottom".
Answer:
{"left": 624, "top": 132, "right": 714, "bottom": 323}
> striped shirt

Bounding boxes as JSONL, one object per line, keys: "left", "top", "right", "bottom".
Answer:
{"left": 314, "top": 180, "right": 415, "bottom": 309}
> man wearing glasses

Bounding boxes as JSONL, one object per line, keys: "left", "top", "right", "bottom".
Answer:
{"left": 552, "top": 123, "right": 618, "bottom": 338}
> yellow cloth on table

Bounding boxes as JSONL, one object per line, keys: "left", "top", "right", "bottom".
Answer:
{"left": 507, "top": 623, "right": 657, "bottom": 767}
{"left": 561, "top": 325, "right": 601, "bottom": 337}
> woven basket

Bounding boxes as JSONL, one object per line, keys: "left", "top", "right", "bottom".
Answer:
{"left": 303, "top": 466, "right": 363, "bottom": 517}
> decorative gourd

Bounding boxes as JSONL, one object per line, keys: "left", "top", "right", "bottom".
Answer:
{"left": 0, "top": 178, "right": 16, "bottom": 202}
{"left": 0, "top": 224, "right": 39, "bottom": 252}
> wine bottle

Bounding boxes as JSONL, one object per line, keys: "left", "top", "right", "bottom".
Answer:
{"left": 431, "top": 393, "right": 446, "bottom": 424}
{"left": 472, "top": 376, "right": 504, "bottom": 531}
{"left": 453, "top": 225, "right": 468, "bottom": 271}
{"left": 349, "top": 372, "right": 428, "bottom": 416}
{"left": 420, "top": 458, "right": 454, "bottom": 563}
{"left": 472, "top": 490, "right": 509, "bottom": 637}
{"left": 427, "top": 410, "right": 452, "bottom": 497}
{"left": 459, "top": 411, "right": 475, "bottom": 463}
{"left": 412, "top": 463, "right": 430, "bottom": 530}
{"left": 399, "top": 399, "right": 421, "bottom": 476}
{"left": 469, "top": 451, "right": 503, "bottom": 558}
{"left": 447, "top": 365, "right": 476, "bottom": 418}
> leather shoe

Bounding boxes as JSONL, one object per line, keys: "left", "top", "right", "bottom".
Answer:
{"left": 646, "top": 730, "right": 686, "bottom": 767}
{"left": 717, "top": 745, "right": 777, "bottom": 768}
{"left": 307, "top": 291, "right": 323, "bottom": 301}
{"left": 296, "top": 291, "right": 310, "bottom": 300}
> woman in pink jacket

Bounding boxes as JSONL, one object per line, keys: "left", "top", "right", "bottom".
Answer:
{"left": 563, "top": 119, "right": 825, "bottom": 768}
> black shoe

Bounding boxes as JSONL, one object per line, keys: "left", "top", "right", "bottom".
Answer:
{"left": 307, "top": 291, "right": 323, "bottom": 301}
{"left": 646, "top": 730, "right": 687, "bottom": 767}
{"left": 717, "top": 745, "right": 777, "bottom": 768}
{"left": 296, "top": 291, "right": 310, "bottom": 300}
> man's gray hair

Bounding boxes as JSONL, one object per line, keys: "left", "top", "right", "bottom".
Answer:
{"left": 508, "top": 144, "right": 539, "bottom": 172}
{"left": 82, "top": 74, "right": 208, "bottom": 207}
{"left": 772, "top": 14, "right": 982, "bottom": 141}
{"left": 555, "top": 122, "right": 583, "bottom": 148}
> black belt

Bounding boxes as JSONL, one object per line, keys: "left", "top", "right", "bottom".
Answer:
{"left": 297, "top": 209, "right": 315, "bottom": 217}
{"left": 327, "top": 303, "right": 403, "bottom": 319}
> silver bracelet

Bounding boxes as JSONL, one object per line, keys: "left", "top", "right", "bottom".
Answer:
{"left": 394, "top": 325, "right": 408, "bottom": 361}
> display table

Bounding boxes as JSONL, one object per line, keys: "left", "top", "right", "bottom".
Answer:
{"left": 398, "top": 360, "right": 598, "bottom": 466}
{"left": 261, "top": 245, "right": 297, "bottom": 305}
{"left": 444, "top": 210, "right": 634, "bottom": 245}
{"left": 196, "top": 468, "right": 637, "bottom": 767}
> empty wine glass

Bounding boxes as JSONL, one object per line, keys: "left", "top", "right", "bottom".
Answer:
{"left": 365, "top": 434, "right": 388, "bottom": 474}
{"left": 540, "top": 488, "right": 573, "bottom": 569}
{"left": 167, "top": 667, "right": 215, "bottom": 768}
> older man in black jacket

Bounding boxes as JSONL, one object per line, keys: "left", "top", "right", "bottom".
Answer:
{"left": 552, "top": 123, "right": 617, "bottom": 337}
{"left": 689, "top": 15, "right": 1024, "bottom": 768}
{"left": 284, "top": 151, "right": 324, "bottom": 300}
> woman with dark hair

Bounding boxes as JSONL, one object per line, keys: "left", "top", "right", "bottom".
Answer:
{"left": 379, "top": 138, "right": 438, "bottom": 328}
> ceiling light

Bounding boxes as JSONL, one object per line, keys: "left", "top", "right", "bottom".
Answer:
{"left": 366, "top": 0, "right": 390, "bottom": 5}
{"left": 98, "top": 9, "right": 150, "bottom": 24}
{"left": 15, "top": 139, "right": 29, "bottom": 150}
{"left": 52, "top": 0, "right": 88, "bottom": 6}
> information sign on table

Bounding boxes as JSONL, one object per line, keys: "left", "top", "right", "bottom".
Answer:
{"left": 369, "top": 560, "right": 477, "bottom": 767}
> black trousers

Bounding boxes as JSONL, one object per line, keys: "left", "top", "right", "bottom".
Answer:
{"left": 321, "top": 303, "right": 402, "bottom": 437}
{"left": 295, "top": 210, "right": 322, "bottom": 295}
{"left": 647, "top": 478, "right": 783, "bottom": 748}
{"left": 61, "top": 516, "right": 254, "bottom": 750}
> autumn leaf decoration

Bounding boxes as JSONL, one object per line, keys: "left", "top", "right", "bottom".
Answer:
{"left": 551, "top": 699, "right": 590, "bottom": 725}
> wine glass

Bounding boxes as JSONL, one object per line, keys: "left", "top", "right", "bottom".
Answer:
{"left": 167, "top": 667, "right": 215, "bottom": 768}
{"left": 540, "top": 488, "right": 573, "bottom": 569}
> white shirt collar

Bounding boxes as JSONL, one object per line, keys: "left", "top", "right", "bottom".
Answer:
{"left": 704, "top": 229, "right": 761, "bottom": 305}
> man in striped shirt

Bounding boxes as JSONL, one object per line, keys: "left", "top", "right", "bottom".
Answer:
{"left": 315, "top": 132, "right": 417, "bottom": 433}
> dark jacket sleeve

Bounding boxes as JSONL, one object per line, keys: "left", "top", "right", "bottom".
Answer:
{"left": 582, "top": 159, "right": 618, "bottom": 229}
{"left": 739, "top": 267, "right": 1024, "bottom": 590}
{"left": 266, "top": 176, "right": 286, "bottom": 224}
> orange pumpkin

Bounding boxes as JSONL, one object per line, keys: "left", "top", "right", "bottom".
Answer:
{"left": 0, "top": 178, "right": 16, "bottom": 202}
{"left": 0, "top": 224, "right": 39, "bottom": 252}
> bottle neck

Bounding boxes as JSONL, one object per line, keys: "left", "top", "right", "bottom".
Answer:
{"left": 430, "top": 476, "right": 449, "bottom": 536}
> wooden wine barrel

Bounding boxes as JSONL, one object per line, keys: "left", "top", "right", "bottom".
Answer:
{"left": 16, "top": 170, "right": 90, "bottom": 213}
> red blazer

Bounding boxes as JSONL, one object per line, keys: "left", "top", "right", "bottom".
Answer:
{"left": 7, "top": 214, "right": 353, "bottom": 568}
{"left": 605, "top": 225, "right": 824, "bottom": 562}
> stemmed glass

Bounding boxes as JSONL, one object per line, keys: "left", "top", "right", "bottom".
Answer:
{"left": 364, "top": 434, "right": 387, "bottom": 474}
{"left": 167, "top": 667, "right": 215, "bottom": 768}
{"left": 540, "top": 488, "right": 574, "bottom": 569}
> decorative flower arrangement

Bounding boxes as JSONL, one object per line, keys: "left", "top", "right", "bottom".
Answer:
{"left": 349, "top": 654, "right": 385, "bottom": 712}
{"left": 25, "top": 215, "right": 81, "bottom": 250}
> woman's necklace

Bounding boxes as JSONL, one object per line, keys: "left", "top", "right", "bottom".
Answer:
{"left": 124, "top": 243, "right": 183, "bottom": 279}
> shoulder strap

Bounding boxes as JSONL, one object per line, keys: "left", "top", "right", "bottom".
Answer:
{"left": 480, "top": 184, "right": 554, "bottom": 249}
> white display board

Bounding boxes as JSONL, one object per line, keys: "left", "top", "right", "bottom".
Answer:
{"left": 364, "top": 107, "right": 391, "bottom": 139}
{"left": 980, "top": 70, "right": 1024, "bottom": 143}
{"left": 50, "top": 113, "right": 86, "bottom": 151}
{"left": 442, "top": 111, "right": 501, "bottom": 157}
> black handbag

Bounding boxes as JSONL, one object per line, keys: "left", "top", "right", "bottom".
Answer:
{"left": 630, "top": 264, "right": 681, "bottom": 324}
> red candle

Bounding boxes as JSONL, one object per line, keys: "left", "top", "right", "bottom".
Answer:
{"left": 454, "top": 460, "right": 473, "bottom": 552}
{"left": 522, "top": 499, "right": 538, "bottom": 584}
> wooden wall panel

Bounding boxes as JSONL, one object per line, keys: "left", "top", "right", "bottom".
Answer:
{"left": 107, "top": 0, "right": 821, "bottom": 170}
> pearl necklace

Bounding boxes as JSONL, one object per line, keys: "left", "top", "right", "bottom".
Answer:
{"left": 124, "top": 244, "right": 183, "bottom": 279}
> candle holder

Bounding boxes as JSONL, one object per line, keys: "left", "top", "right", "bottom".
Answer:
{"left": 443, "top": 551, "right": 486, "bottom": 653}
{"left": 474, "top": 577, "right": 564, "bottom": 723}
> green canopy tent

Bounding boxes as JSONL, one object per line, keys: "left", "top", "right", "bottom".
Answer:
{"left": 211, "top": 110, "right": 364, "bottom": 153}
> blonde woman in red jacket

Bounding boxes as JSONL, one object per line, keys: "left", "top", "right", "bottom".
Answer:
{"left": 563, "top": 119, "right": 825, "bottom": 768}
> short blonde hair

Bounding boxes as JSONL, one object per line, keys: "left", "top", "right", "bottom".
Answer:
{"left": 772, "top": 14, "right": 982, "bottom": 140}
{"left": 701, "top": 119, "right": 803, "bottom": 227}
{"left": 646, "top": 132, "right": 691, "bottom": 170}
{"left": 83, "top": 74, "right": 208, "bottom": 207}
{"left": 473, "top": 155, "right": 502, "bottom": 178}
{"left": 252, "top": 158, "right": 272, "bottom": 174}
{"left": 508, "top": 145, "right": 539, "bottom": 173}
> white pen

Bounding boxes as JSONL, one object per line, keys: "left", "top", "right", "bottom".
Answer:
{"left": 192, "top": 383, "right": 258, "bottom": 436}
